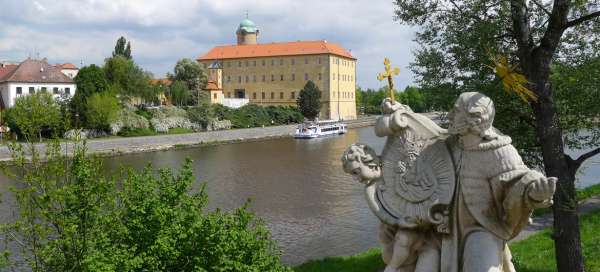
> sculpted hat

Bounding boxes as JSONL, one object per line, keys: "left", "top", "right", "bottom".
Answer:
{"left": 449, "top": 92, "right": 497, "bottom": 139}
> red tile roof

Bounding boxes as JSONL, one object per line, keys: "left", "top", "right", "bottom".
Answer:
{"left": 0, "top": 58, "right": 74, "bottom": 83}
{"left": 58, "top": 63, "right": 78, "bottom": 69}
{"left": 0, "top": 65, "right": 17, "bottom": 80}
{"left": 204, "top": 80, "right": 220, "bottom": 90}
{"left": 197, "top": 40, "right": 355, "bottom": 61}
{"left": 150, "top": 78, "right": 172, "bottom": 86}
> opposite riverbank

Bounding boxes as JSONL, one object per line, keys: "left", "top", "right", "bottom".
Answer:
{"left": 0, "top": 116, "right": 380, "bottom": 161}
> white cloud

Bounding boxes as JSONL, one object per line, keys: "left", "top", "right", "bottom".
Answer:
{"left": 0, "top": 0, "right": 419, "bottom": 89}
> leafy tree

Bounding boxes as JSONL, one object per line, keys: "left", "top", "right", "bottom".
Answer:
{"left": 72, "top": 64, "right": 109, "bottom": 125}
{"left": 1, "top": 142, "right": 292, "bottom": 271}
{"left": 355, "top": 86, "right": 365, "bottom": 115}
{"left": 85, "top": 92, "right": 121, "bottom": 131}
{"left": 168, "top": 59, "right": 208, "bottom": 105}
{"left": 168, "top": 80, "right": 191, "bottom": 106}
{"left": 397, "top": 86, "right": 425, "bottom": 113}
{"left": 104, "top": 56, "right": 151, "bottom": 101}
{"left": 4, "top": 92, "right": 61, "bottom": 141}
{"left": 393, "top": 0, "right": 600, "bottom": 270}
{"left": 297, "top": 80, "right": 322, "bottom": 120}
{"left": 187, "top": 102, "right": 214, "bottom": 129}
{"left": 113, "top": 36, "right": 132, "bottom": 59}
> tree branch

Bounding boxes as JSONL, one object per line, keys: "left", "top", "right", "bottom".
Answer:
{"left": 565, "top": 11, "right": 600, "bottom": 28}
{"left": 510, "top": 0, "right": 533, "bottom": 60}
{"left": 575, "top": 147, "right": 600, "bottom": 165}
{"left": 530, "top": 0, "right": 552, "bottom": 16}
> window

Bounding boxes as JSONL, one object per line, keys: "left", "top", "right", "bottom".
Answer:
{"left": 253, "top": 60, "right": 256, "bottom": 66}
{"left": 262, "top": 60, "right": 266, "bottom": 66}
{"left": 271, "top": 92, "right": 274, "bottom": 99}
{"left": 16, "top": 87, "right": 22, "bottom": 95}
{"left": 29, "top": 87, "right": 34, "bottom": 94}
{"left": 291, "top": 74, "right": 295, "bottom": 81}
{"left": 305, "top": 57, "right": 308, "bottom": 64}
{"left": 227, "top": 92, "right": 231, "bottom": 98}
{"left": 304, "top": 73, "right": 308, "bottom": 80}
{"left": 53, "top": 87, "right": 59, "bottom": 94}
{"left": 291, "top": 59, "right": 295, "bottom": 65}
{"left": 291, "top": 91, "right": 295, "bottom": 99}
{"left": 203, "top": 63, "right": 207, "bottom": 68}
{"left": 253, "top": 75, "right": 256, "bottom": 82}
{"left": 271, "top": 74, "right": 275, "bottom": 81}
{"left": 318, "top": 58, "right": 321, "bottom": 64}
{"left": 262, "top": 75, "right": 266, "bottom": 82}
{"left": 65, "top": 88, "right": 70, "bottom": 95}
{"left": 238, "top": 61, "right": 242, "bottom": 67}
{"left": 280, "top": 74, "right": 284, "bottom": 81}
{"left": 213, "top": 93, "right": 217, "bottom": 99}
{"left": 280, "top": 92, "right": 284, "bottom": 99}
{"left": 238, "top": 76, "right": 242, "bottom": 83}
{"left": 261, "top": 92, "right": 265, "bottom": 99}
{"left": 227, "top": 62, "right": 231, "bottom": 67}
{"left": 227, "top": 76, "right": 231, "bottom": 82}
{"left": 245, "top": 76, "right": 249, "bottom": 82}
{"left": 245, "top": 61, "right": 249, "bottom": 67}
{"left": 279, "top": 59, "right": 283, "bottom": 65}
{"left": 318, "top": 73, "right": 322, "bottom": 80}
{"left": 333, "top": 73, "right": 336, "bottom": 80}
{"left": 271, "top": 59, "right": 275, "bottom": 66}
{"left": 253, "top": 92, "right": 257, "bottom": 99}
{"left": 41, "top": 87, "right": 47, "bottom": 92}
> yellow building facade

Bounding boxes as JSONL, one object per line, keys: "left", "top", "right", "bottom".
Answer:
{"left": 197, "top": 18, "right": 356, "bottom": 120}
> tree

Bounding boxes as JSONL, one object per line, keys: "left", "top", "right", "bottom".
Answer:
{"left": 1, "top": 142, "right": 292, "bottom": 271}
{"left": 168, "top": 80, "right": 191, "bottom": 106}
{"left": 104, "top": 56, "right": 151, "bottom": 101}
{"left": 85, "top": 92, "right": 121, "bottom": 131}
{"left": 297, "top": 80, "right": 322, "bottom": 120}
{"left": 393, "top": 0, "right": 600, "bottom": 270}
{"left": 113, "top": 36, "right": 132, "bottom": 59}
{"left": 168, "top": 59, "right": 208, "bottom": 105}
{"left": 4, "top": 92, "right": 62, "bottom": 141}
{"left": 398, "top": 86, "right": 425, "bottom": 113}
{"left": 72, "top": 64, "right": 109, "bottom": 125}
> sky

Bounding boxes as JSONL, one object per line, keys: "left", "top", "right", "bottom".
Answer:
{"left": 0, "top": 0, "right": 419, "bottom": 90}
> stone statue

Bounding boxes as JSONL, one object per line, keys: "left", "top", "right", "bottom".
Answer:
{"left": 342, "top": 92, "right": 556, "bottom": 272}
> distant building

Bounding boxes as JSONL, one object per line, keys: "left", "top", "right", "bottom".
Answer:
{"left": 197, "top": 17, "right": 357, "bottom": 120}
{"left": 56, "top": 63, "right": 79, "bottom": 79}
{"left": 0, "top": 58, "right": 77, "bottom": 109}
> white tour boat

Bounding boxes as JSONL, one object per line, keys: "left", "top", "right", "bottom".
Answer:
{"left": 294, "top": 120, "right": 348, "bottom": 139}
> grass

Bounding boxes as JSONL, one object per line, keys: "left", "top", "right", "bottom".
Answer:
{"left": 293, "top": 248, "right": 384, "bottom": 272}
{"left": 167, "top": 127, "right": 194, "bottom": 134}
{"left": 117, "top": 127, "right": 194, "bottom": 137}
{"left": 511, "top": 209, "right": 600, "bottom": 272}
{"left": 294, "top": 209, "right": 600, "bottom": 272}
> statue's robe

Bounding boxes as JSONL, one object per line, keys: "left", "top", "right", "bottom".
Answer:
{"left": 441, "top": 132, "right": 539, "bottom": 272}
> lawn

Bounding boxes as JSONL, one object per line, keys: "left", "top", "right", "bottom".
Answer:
{"left": 294, "top": 210, "right": 600, "bottom": 272}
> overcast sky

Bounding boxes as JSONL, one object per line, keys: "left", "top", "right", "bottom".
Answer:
{"left": 0, "top": 0, "right": 418, "bottom": 90}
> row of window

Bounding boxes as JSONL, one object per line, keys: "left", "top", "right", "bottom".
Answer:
{"left": 204, "top": 57, "right": 355, "bottom": 69}
{"left": 225, "top": 73, "right": 354, "bottom": 83}
{"left": 221, "top": 91, "right": 355, "bottom": 100}
{"left": 16, "top": 86, "right": 71, "bottom": 95}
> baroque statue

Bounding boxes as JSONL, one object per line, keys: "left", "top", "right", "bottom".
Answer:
{"left": 342, "top": 92, "right": 556, "bottom": 272}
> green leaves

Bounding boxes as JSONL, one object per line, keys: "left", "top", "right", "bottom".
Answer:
{"left": 297, "top": 80, "right": 322, "bottom": 120}
{"left": 5, "top": 92, "right": 62, "bottom": 141}
{"left": 1, "top": 143, "right": 291, "bottom": 271}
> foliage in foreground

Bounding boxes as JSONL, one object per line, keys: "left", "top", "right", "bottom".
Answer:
{"left": 0, "top": 142, "right": 290, "bottom": 272}
{"left": 4, "top": 92, "right": 63, "bottom": 141}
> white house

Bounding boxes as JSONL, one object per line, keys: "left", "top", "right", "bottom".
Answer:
{"left": 0, "top": 58, "right": 77, "bottom": 109}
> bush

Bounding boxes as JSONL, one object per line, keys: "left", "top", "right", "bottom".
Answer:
{"left": 187, "top": 103, "right": 214, "bottom": 129}
{"left": 4, "top": 92, "right": 62, "bottom": 140}
{"left": 85, "top": 92, "right": 121, "bottom": 131}
{"left": 110, "top": 107, "right": 150, "bottom": 135}
{"left": 1, "top": 142, "right": 291, "bottom": 271}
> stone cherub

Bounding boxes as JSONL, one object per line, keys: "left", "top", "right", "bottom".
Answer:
{"left": 342, "top": 92, "right": 556, "bottom": 272}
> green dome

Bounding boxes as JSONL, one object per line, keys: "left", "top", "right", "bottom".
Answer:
{"left": 238, "top": 19, "right": 258, "bottom": 33}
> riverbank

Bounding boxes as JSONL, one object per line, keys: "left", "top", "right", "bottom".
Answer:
{"left": 0, "top": 116, "right": 378, "bottom": 161}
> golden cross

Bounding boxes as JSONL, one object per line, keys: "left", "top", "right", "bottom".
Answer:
{"left": 377, "top": 58, "right": 400, "bottom": 102}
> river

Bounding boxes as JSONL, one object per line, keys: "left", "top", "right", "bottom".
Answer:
{"left": 0, "top": 126, "right": 598, "bottom": 265}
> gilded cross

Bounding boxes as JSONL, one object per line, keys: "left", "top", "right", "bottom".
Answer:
{"left": 377, "top": 58, "right": 400, "bottom": 102}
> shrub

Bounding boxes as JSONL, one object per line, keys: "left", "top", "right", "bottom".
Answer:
{"left": 187, "top": 103, "right": 214, "bottom": 129}
{"left": 110, "top": 107, "right": 150, "bottom": 135}
{"left": 4, "top": 92, "right": 62, "bottom": 140}
{"left": 1, "top": 142, "right": 291, "bottom": 271}
{"left": 85, "top": 92, "right": 121, "bottom": 131}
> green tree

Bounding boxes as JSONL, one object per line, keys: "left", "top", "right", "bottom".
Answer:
{"left": 168, "top": 59, "right": 208, "bottom": 105}
{"left": 85, "top": 92, "right": 121, "bottom": 131}
{"left": 5, "top": 92, "right": 61, "bottom": 141}
{"left": 397, "top": 86, "right": 425, "bottom": 113}
{"left": 393, "top": 0, "right": 600, "bottom": 270}
{"left": 113, "top": 36, "right": 132, "bottom": 59}
{"left": 104, "top": 56, "right": 151, "bottom": 101}
{"left": 168, "top": 80, "right": 191, "bottom": 106}
{"left": 72, "top": 64, "right": 109, "bottom": 125}
{"left": 297, "top": 80, "right": 322, "bottom": 120}
{"left": 1, "top": 142, "right": 292, "bottom": 272}
{"left": 355, "top": 86, "right": 364, "bottom": 115}
{"left": 187, "top": 102, "right": 214, "bottom": 129}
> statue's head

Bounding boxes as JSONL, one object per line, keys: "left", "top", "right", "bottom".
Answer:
{"left": 341, "top": 144, "right": 381, "bottom": 184}
{"left": 447, "top": 92, "right": 497, "bottom": 139}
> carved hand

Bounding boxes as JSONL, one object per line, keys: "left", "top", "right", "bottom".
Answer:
{"left": 527, "top": 176, "right": 557, "bottom": 206}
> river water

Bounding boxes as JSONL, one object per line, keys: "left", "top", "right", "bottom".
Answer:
{"left": 0, "top": 126, "right": 598, "bottom": 265}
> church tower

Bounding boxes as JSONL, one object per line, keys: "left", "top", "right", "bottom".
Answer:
{"left": 236, "top": 16, "right": 259, "bottom": 45}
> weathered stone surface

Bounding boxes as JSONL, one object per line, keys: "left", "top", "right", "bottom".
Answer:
{"left": 342, "top": 93, "right": 556, "bottom": 272}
